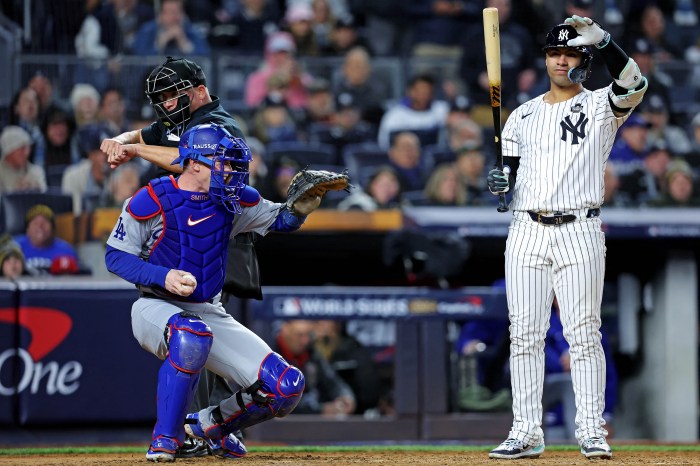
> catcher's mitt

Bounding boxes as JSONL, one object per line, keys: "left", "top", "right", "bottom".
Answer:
{"left": 286, "top": 168, "right": 350, "bottom": 216}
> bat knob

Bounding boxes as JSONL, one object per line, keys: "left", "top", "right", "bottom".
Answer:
{"left": 497, "top": 206, "right": 509, "bottom": 213}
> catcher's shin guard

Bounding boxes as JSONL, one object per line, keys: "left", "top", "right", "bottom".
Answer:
{"left": 187, "top": 352, "right": 304, "bottom": 440}
{"left": 152, "top": 313, "right": 213, "bottom": 448}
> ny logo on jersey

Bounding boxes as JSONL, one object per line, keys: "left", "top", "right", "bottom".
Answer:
{"left": 560, "top": 113, "right": 589, "bottom": 145}
{"left": 558, "top": 30, "right": 569, "bottom": 41}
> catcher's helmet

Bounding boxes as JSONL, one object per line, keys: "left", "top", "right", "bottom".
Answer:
{"left": 543, "top": 23, "right": 593, "bottom": 84}
{"left": 145, "top": 57, "right": 207, "bottom": 138}
{"left": 175, "top": 123, "right": 252, "bottom": 213}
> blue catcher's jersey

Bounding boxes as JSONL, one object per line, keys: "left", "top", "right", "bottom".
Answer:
{"left": 131, "top": 176, "right": 236, "bottom": 302}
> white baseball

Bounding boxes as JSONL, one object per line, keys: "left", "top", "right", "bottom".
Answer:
{"left": 182, "top": 273, "right": 197, "bottom": 289}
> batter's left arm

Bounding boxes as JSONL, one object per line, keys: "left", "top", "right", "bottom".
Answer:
{"left": 565, "top": 15, "right": 647, "bottom": 115}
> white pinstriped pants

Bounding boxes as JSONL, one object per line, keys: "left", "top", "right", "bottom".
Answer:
{"left": 504, "top": 211, "right": 608, "bottom": 443}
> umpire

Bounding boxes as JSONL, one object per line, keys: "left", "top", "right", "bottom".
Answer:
{"left": 101, "top": 57, "right": 251, "bottom": 457}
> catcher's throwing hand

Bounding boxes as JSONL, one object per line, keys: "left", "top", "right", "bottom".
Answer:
{"left": 564, "top": 15, "right": 610, "bottom": 48}
{"left": 165, "top": 270, "right": 198, "bottom": 297}
{"left": 286, "top": 168, "right": 350, "bottom": 216}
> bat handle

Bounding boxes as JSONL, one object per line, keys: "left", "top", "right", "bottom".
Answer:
{"left": 497, "top": 194, "right": 508, "bottom": 212}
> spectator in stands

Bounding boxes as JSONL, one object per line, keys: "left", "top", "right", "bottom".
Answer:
{"left": 608, "top": 114, "right": 650, "bottom": 174}
{"left": 603, "top": 164, "right": 630, "bottom": 207}
{"left": 405, "top": 0, "right": 477, "bottom": 60}
{"left": 627, "top": 36, "right": 673, "bottom": 116}
{"left": 439, "top": 96, "right": 475, "bottom": 149}
{"left": 245, "top": 31, "right": 313, "bottom": 110}
{"left": 208, "top": 0, "right": 280, "bottom": 54}
{"left": 310, "top": 92, "right": 375, "bottom": 160}
{"left": 62, "top": 125, "right": 112, "bottom": 214}
{"left": 99, "top": 88, "right": 130, "bottom": 136}
{"left": 0, "top": 126, "right": 47, "bottom": 194}
{"left": 649, "top": 159, "right": 700, "bottom": 207}
{"left": 635, "top": 4, "right": 683, "bottom": 62}
{"left": 619, "top": 140, "right": 672, "bottom": 206}
{"left": 377, "top": 74, "right": 448, "bottom": 149}
{"left": 322, "top": 15, "right": 373, "bottom": 57}
{"left": 266, "top": 157, "right": 300, "bottom": 204}
{"left": 387, "top": 131, "right": 428, "bottom": 191}
{"left": 10, "top": 87, "right": 45, "bottom": 164}
{"left": 314, "top": 319, "right": 384, "bottom": 415}
{"left": 454, "top": 145, "right": 488, "bottom": 204}
{"left": 422, "top": 163, "right": 467, "bottom": 206}
{"left": 446, "top": 119, "right": 484, "bottom": 161}
{"left": 337, "top": 165, "right": 403, "bottom": 211}
{"left": 89, "top": 0, "right": 155, "bottom": 54}
{"left": 0, "top": 234, "right": 26, "bottom": 279}
{"left": 299, "top": 78, "right": 335, "bottom": 132}
{"left": 459, "top": 0, "right": 537, "bottom": 114}
{"left": 251, "top": 94, "right": 299, "bottom": 145}
{"left": 284, "top": 3, "right": 320, "bottom": 56}
{"left": 69, "top": 83, "right": 101, "bottom": 128}
{"left": 311, "top": 0, "right": 337, "bottom": 51}
{"left": 689, "top": 113, "right": 700, "bottom": 168}
{"left": 272, "top": 319, "right": 356, "bottom": 416}
{"left": 242, "top": 137, "right": 267, "bottom": 192}
{"left": 13, "top": 204, "right": 79, "bottom": 276}
{"left": 131, "top": 0, "right": 210, "bottom": 56}
{"left": 100, "top": 162, "right": 141, "bottom": 210}
{"left": 27, "top": 73, "right": 66, "bottom": 123}
{"left": 41, "top": 107, "right": 80, "bottom": 170}
{"left": 640, "top": 94, "right": 692, "bottom": 156}
{"left": 332, "top": 47, "right": 387, "bottom": 127}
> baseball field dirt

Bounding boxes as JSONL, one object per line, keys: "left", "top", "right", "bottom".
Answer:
{"left": 2, "top": 450, "right": 700, "bottom": 465}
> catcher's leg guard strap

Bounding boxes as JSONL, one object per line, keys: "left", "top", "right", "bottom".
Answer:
{"left": 200, "top": 352, "right": 304, "bottom": 438}
{"left": 153, "top": 313, "right": 213, "bottom": 443}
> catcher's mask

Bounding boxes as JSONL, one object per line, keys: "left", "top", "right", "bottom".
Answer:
{"left": 543, "top": 23, "right": 593, "bottom": 84}
{"left": 145, "top": 57, "right": 206, "bottom": 138}
{"left": 174, "top": 123, "right": 251, "bottom": 213}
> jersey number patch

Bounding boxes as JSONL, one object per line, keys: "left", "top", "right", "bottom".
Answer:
{"left": 560, "top": 113, "right": 589, "bottom": 145}
{"left": 114, "top": 216, "right": 126, "bottom": 241}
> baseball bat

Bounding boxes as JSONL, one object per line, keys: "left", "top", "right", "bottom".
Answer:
{"left": 483, "top": 7, "right": 508, "bottom": 213}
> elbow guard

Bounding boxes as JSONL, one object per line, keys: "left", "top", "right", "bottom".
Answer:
{"left": 614, "top": 58, "right": 643, "bottom": 90}
{"left": 608, "top": 77, "right": 648, "bottom": 111}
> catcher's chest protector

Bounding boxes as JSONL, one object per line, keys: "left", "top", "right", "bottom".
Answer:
{"left": 148, "top": 176, "right": 235, "bottom": 301}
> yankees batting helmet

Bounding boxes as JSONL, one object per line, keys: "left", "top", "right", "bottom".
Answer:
{"left": 175, "top": 123, "right": 252, "bottom": 213}
{"left": 543, "top": 23, "right": 593, "bottom": 84}
{"left": 145, "top": 57, "right": 207, "bottom": 138}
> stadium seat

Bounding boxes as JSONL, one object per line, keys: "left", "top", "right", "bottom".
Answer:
{"left": 342, "top": 143, "right": 390, "bottom": 187}
{"left": 0, "top": 189, "right": 74, "bottom": 238}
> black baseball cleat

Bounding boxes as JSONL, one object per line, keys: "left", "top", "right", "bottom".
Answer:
{"left": 174, "top": 435, "right": 209, "bottom": 458}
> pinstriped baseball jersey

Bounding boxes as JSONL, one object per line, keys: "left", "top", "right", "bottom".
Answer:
{"left": 502, "top": 86, "right": 627, "bottom": 212}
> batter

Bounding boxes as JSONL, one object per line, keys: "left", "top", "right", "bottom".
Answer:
{"left": 486, "top": 16, "right": 647, "bottom": 460}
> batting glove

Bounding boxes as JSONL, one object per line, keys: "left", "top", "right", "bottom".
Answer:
{"left": 487, "top": 167, "right": 510, "bottom": 194}
{"left": 564, "top": 15, "right": 610, "bottom": 49}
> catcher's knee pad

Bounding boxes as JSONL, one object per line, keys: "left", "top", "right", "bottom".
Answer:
{"left": 214, "top": 353, "right": 304, "bottom": 435}
{"left": 166, "top": 312, "right": 213, "bottom": 372}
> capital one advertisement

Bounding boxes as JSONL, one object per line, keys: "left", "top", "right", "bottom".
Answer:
{"left": 0, "top": 280, "right": 161, "bottom": 425}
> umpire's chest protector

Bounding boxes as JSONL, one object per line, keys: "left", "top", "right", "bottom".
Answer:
{"left": 133, "top": 176, "right": 235, "bottom": 302}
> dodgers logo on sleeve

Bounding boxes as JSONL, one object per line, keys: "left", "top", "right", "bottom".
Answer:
{"left": 114, "top": 217, "right": 126, "bottom": 241}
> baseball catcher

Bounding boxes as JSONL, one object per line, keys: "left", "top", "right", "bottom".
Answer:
{"left": 286, "top": 168, "right": 350, "bottom": 216}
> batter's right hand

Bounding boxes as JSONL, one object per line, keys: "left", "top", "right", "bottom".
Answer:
{"left": 487, "top": 167, "right": 510, "bottom": 194}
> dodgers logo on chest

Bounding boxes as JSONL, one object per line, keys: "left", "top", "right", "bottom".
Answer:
{"left": 559, "top": 103, "right": 588, "bottom": 145}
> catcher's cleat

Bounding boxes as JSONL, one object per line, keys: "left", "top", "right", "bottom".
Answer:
{"left": 174, "top": 435, "right": 209, "bottom": 458}
{"left": 146, "top": 436, "right": 179, "bottom": 462}
{"left": 184, "top": 411, "right": 223, "bottom": 441}
{"left": 207, "top": 432, "right": 248, "bottom": 459}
